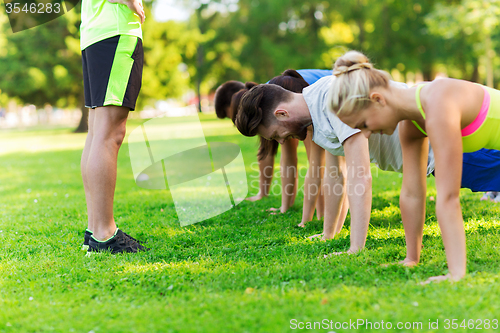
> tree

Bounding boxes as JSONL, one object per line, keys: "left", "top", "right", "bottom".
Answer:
{"left": 137, "top": 5, "right": 196, "bottom": 108}
{"left": 234, "top": 0, "right": 329, "bottom": 83}
{"left": 180, "top": 0, "right": 247, "bottom": 111}
{"left": 426, "top": 0, "right": 500, "bottom": 86}
{"left": 0, "top": 8, "right": 85, "bottom": 130}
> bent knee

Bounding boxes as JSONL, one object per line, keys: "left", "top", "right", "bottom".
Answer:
{"left": 111, "top": 126, "right": 127, "bottom": 147}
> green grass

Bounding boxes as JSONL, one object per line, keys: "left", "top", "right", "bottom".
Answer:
{"left": 1, "top": 114, "right": 500, "bottom": 332}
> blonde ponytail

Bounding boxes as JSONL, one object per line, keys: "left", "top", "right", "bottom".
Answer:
{"left": 329, "top": 51, "right": 390, "bottom": 117}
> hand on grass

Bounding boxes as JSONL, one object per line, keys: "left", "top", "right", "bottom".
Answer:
{"left": 399, "top": 258, "right": 418, "bottom": 267}
{"left": 420, "top": 274, "right": 457, "bottom": 285}
{"left": 108, "top": 0, "right": 145, "bottom": 24}
{"left": 307, "top": 233, "right": 324, "bottom": 240}
{"left": 267, "top": 207, "right": 285, "bottom": 215}
{"left": 421, "top": 273, "right": 463, "bottom": 285}
{"left": 323, "top": 248, "right": 358, "bottom": 258}
{"left": 246, "top": 193, "right": 266, "bottom": 202}
{"left": 381, "top": 258, "right": 418, "bottom": 268}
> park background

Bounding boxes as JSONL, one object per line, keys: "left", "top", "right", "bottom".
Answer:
{"left": 1, "top": 0, "right": 500, "bottom": 332}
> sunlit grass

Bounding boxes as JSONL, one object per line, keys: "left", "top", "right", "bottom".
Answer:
{"left": 1, "top": 114, "right": 500, "bottom": 332}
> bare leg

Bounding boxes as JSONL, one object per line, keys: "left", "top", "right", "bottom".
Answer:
{"left": 81, "top": 109, "right": 95, "bottom": 231}
{"left": 247, "top": 153, "right": 274, "bottom": 201}
{"left": 84, "top": 105, "right": 129, "bottom": 241}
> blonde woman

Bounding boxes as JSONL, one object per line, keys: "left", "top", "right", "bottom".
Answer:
{"left": 328, "top": 50, "right": 500, "bottom": 282}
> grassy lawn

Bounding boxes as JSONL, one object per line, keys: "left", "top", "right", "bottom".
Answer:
{"left": 1, "top": 113, "right": 500, "bottom": 332}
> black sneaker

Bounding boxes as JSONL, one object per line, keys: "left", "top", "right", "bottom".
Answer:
{"left": 82, "top": 230, "right": 92, "bottom": 252}
{"left": 87, "top": 229, "right": 149, "bottom": 254}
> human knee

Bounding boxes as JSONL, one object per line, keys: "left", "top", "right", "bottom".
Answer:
{"left": 95, "top": 122, "right": 126, "bottom": 147}
{"left": 111, "top": 124, "right": 127, "bottom": 147}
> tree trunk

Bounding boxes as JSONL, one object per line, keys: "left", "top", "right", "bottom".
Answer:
{"left": 485, "top": 34, "right": 494, "bottom": 88}
{"left": 422, "top": 64, "right": 433, "bottom": 81}
{"left": 196, "top": 6, "right": 204, "bottom": 113}
{"left": 356, "top": 1, "right": 365, "bottom": 51}
{"left": 74, "top": 102, "right": 89, "bottom": 133}
{"left": 196, "top": 43, "right": 203, "bottom": 113}
{"left": 470, "top": 60, "right": 479, "bottom": 83}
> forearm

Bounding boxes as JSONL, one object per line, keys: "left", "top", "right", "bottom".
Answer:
{"left": 259, "top": 154, "right": 274, "bottom": 197}
{"left": 280, "top": 158, "right": 297, "bottom": 212}
{"left": 346, "top": 173, "right": 372, "bottom": 251}
{"left": 247, "top": 154, "right": 274, "bottom": 201}
{"left": 436, "top": 197, "right": 466, "bottom": 279}
{"left": 301, "top": 170, "right": 322, "bottom": 223}
{"left": 315, "top": 189, "right": 325, "bottom": 220}
{"left": 322, "top": 174, "right": 345, "bottom": 239}
{"left": 400, "top": 188, "right": 426, "bottom": 263}
{"left": 336, "top": 195, "right": 349, "bottom": 234}
{"left": 280, "top": 141, "right": 298, "bottom": 212}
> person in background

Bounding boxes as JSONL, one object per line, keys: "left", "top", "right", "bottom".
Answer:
{"left": 235, "top": 66, "right": 500, "bottom": 269}
{"left": 214, "top": 70, "right": 332, "bottom": 222}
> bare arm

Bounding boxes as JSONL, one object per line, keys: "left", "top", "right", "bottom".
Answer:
{"left": 300, "top": 140, "right": 325, "bottom": 226}
{"left": 398, "top": 120, "right": 429, "bottom": 266}
{"left": 246, "top": 153, "right": 273, "bottom": 202}
{"left": 321, "top": 153, "right": 347, "bottom": 238}
{"left": 108, "top": 0, "right": 145, "bottom": 24}
{"left": 424, "top": 83, "right": 467, "bottom": 281}
{"left": 279, "top": 139, "right": 299, "bottom": 213}
{"left": 343, "top": 133, "right": 372, "bottom": 252}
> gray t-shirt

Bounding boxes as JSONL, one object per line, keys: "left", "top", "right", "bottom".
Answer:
{"left": 303, "top": 76, "right": 435, "bottom": 174}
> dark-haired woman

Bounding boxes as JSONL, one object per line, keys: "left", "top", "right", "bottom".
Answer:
{"left": 215, "top": 70, "right": 335, "bottom": 224}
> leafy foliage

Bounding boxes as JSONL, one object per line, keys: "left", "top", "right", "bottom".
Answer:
{"left": 0, "top": 9, "right": 82, "bottom": 108}
{"left": 2, "top": 0, "right": 500, "bottom": 116}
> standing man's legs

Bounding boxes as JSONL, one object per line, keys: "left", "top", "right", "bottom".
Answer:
{"left": 81, "top": 109, "right": 94, "bottom": 249}
{"left": 81, "top": 35, "right": 145, "bottom": 252}
{"left": 83, "top": 106, "right": 129, "bottom": 240}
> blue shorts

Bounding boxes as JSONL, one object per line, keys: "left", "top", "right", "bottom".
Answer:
{"left": 461, "top": 149, "right": 500, "bottom": 192}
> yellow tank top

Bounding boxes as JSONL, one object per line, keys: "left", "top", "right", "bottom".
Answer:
{"left": 413, "top": 84, "right": 500, "bottom": 153}
{"left": 80, "top": 0, "right": 142, "bottom": 50}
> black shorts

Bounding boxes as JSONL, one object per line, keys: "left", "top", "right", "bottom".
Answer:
{"left": 82, "top": 35, "right": 143, "bottom": 111}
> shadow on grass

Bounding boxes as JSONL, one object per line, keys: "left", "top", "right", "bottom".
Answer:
{"left": 2, "top": 141, "right": 500, "bottom": 296}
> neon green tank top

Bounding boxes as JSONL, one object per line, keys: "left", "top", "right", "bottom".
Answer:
{"left": 413, "top": 84, "right": 500, "bottom": 153}
{"left": 80, "top": 0, "right": 142, "bottom": 50}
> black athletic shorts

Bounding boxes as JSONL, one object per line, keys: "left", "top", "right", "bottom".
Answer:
{"left": 82, "top": 35, "right": 143, "bottom": 111}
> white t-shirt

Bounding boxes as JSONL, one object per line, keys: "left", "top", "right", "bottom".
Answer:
{"left": 303, "top": 76, "right": 435, "bottom": 174}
